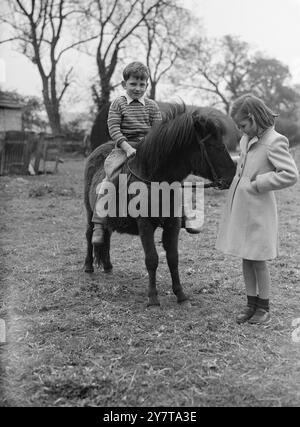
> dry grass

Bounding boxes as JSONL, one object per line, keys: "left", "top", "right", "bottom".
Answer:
{"left": 0, "top": 151, "right": 300, "bottom": 407}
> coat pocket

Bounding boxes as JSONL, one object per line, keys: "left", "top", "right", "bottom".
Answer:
{"left": 245, "top": 177, "right": 258, "bottom": 194}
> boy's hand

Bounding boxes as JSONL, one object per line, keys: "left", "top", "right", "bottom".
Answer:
{"left": 120, "top": 140, "right": 136, "bottom": 159}
{"left": 126, "top": 147, "right": 136, "bottom": 159}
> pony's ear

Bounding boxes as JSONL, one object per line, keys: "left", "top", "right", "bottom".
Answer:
{"left": 194, "top": 113, "right": 224, "bottom": 139}
{"left": 206, "top": 116, "right": 225, "bottom": 138}
{"left": 192, "top": 112, "right": 206, "bottom": 135}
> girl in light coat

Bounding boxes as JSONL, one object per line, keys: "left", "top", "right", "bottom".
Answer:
{"left": 216, "top": 94, "right": 298, "bottom": 325}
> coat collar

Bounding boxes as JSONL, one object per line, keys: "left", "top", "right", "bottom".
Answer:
{"left": 247, "top": 135, "right": 259, "bottom": 151}
{"left": 239, "top": 134, "right": 255, "bottom": 153}
{"left": 241, "top": 126, "right": 275, "bottom": 152}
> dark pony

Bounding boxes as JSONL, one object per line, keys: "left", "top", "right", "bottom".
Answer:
{"left": 84, "top": 104, "right": 236, "bottom": 306}
{"left": 90, "top": 102, "right": 240, "bottom": 152}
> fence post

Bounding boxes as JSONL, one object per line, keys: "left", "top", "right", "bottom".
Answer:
{"left": 0, "top": 318, "right": 6, "bottom": 344}
{"left": 0, "top": 132, "right": 5, "bottom": 175}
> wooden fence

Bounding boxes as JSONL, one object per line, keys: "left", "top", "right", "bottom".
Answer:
{"left": 0, "top": 132, "right": 65, "bottom": 175}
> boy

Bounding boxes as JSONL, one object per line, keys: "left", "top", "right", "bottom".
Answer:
{"left": 92, "top": 61, "right": 162, "bottom": 245}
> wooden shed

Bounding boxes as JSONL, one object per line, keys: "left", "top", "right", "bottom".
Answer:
{"left": 0, "top": 95, "right": 23, "bottom": 132}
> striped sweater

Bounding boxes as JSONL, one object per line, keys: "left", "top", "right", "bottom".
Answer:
{"left": 107, "top": 95, "right": 162, "bottom": 147}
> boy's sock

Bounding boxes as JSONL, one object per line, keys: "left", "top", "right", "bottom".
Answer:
{"left": 183, "top": 183, "right": 202, "bottom": 234}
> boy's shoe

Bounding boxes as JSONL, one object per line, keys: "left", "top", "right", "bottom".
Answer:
{"left": 248, "top": 308, "right": 271, "bottom": 325}
{"left": 236, "top": 306, "right": 256, "bottom": 324}
{"left": 92, "top": 224, "right": 104, "bottom": 245}
{"left": 185, "top": 221, "right": 202, "bottom": 234}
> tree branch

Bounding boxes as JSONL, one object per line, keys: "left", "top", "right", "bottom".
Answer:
{"left": 56, "top": 35, "right": 99, "bottom": 62}
{"left": 57, "top": 66, "right": 73, "bottom": 103}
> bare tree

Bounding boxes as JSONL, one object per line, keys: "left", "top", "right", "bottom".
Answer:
{"left": 178, "top": 35, "right": 252, "bottom": 112}
{"left": 134, "top": 3, "right": 192, "bottom": 100}
{"left": 77, "top": 0, "right": 172, "bottom": 109}
{"left": 177, "top": 34, "right": 299, "bottom": 116}
{"left": 247, "top": 56, "right": 300, "bottom": 117}
{"left": 0, "top": 0, "right": 97, "bottom": 133}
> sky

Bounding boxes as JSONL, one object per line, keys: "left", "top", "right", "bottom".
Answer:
{"left": 184, "top": 0, "right": 300, "bottom": 84}
{"left": 1, "top": 0, "right": 300, "bottom": 99}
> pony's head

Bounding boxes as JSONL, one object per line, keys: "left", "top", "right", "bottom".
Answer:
{"left": 191, "top": 109, "right": 236, "bottom": 189}
{"left": 138, "top": 104, "right": 196, "bottom": 182}
{"left": 137, "top": 104, "right": 236, "bottom": 187}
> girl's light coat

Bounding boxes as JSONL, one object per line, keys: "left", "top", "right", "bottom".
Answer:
{"left": 216, "top": 127, "right": 299, "bottom": 260}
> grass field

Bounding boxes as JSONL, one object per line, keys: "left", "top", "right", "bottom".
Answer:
{"left": 0, "top": 149, "right": 300, "bottom": 407}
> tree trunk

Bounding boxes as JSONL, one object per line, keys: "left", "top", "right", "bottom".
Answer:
{"left": 44, "top": 100, "right": 61, "bottom": 134}
{"left": 149, "top": 82, "right": 157, "bottom": 100}
{"left": 97, "top": 75, "right": 112, "bottom": 110}
{"left": 42, "top": 84, "right": 61, "bottom": 134}
{"left": 96, "top": 48, "right": 118, "bottom": 111}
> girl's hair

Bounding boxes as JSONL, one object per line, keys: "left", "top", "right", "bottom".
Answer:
{"left": 230, "top": 94, "right": 279, "bottom": 130}
{"left": 123, "top": 62, "right": 150, "bottom": 81}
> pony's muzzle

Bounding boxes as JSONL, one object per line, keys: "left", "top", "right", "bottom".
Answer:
{"left": 218, "top": 178, "right": 231, "bottom": 190}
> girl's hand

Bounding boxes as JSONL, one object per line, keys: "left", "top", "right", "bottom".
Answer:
{"left": 231, "top": 155, "right": 240, "bottom": 165}
{"left": 251, "top": 180, "right": 258, "bottom": 192}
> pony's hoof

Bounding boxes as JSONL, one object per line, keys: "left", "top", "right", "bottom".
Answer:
{"left": 147, "top": 304, "right": 161, "bottom": 310}
{"left": 147, "top": 299, "right": 161, "bottom": 308}
{"left": 84, "top": 266, "right": 94, "bottom": 273}
{"left": 177, "top": 293, "right": 189, "bottom": 304}
{"left": 103, "top": 261, "right": 113, "bottom": 273}
{"left": 178, "top": 298, "right": 191, "bottom": 308}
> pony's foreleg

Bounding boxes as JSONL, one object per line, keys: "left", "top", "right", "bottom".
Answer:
{"left": 138, "top": 220, "right": 160, "bottom": 306}
{"left": 101, "top": 228, "right": 113, "bottom": 272}
{"left": 93, "top": 229, "right": 113, "bottom": 272}
{"left": 162, "top": 221, "right": 188, "bottom": 303}
{"left": 84, "top": 221, "right": 94, "bottom": 273}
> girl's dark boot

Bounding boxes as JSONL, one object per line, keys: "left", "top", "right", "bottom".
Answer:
{"left": 236, "top": 295, "right": 257, "bottom": 324}
{"left": 248, "top": 298, "right": 270, "bottom": 324}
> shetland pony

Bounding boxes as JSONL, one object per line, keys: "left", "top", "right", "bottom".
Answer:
{"left": 84, "top": 105, "right": 236, "bottom": 306}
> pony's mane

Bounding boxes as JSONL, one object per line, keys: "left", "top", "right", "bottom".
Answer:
{"left": 138, "top": 103, "right": 196, "bottom": 177}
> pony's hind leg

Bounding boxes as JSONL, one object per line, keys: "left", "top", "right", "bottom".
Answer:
{"left": 138, "top": 220, "right": 160, "bottom": 306}
{"left": 162, "top": 221, "right": 188, "bottom": 303}
{"left": 84, "top": 221, "right": 94, "bottom": 273}
{"left": 93, "top": 228, "right": 113, "bottom": 273}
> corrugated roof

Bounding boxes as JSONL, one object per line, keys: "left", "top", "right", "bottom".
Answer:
{"left": 0, "top": 93, "right": 22, "bottom": 109}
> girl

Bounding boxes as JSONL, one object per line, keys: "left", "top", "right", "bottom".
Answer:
{"left": 216, "top": 94, "right": 298, "bottom": 325}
